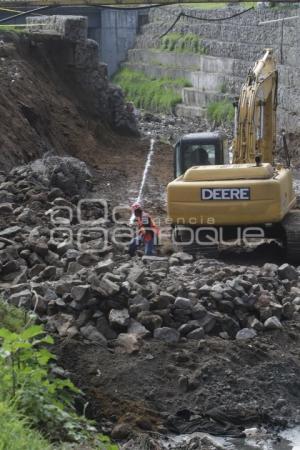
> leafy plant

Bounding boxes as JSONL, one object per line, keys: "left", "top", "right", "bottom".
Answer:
{"left": 0, "top": 323, "right": 115, "bottom": 446}
{"left": 0, "top": 325, "right": 84, "bottom": 439}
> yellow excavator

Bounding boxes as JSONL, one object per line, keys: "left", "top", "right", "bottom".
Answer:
{"left": 167, "top": 48, "right": 300, "bottom": 262}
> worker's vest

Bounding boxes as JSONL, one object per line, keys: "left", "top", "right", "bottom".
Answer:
{"left": 137, "top": 213, "right": 158, "bottom": 242}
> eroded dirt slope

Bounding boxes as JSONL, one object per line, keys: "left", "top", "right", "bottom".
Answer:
{"left": 57, "top": 326, "right": 300, "bottom": 435}
{"left": 0, "top": 32, "right": 138, "bottom": 170}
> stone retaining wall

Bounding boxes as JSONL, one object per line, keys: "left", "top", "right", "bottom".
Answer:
{"left": 26, "top": 15, "right": 139, "bottom": 136}
{"left": 127, "top": 5, "right": 300, "bottom": 137}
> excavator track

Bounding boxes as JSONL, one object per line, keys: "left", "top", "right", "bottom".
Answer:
{"left": 173, "top": 227, "right": 219, "bottom": 258}
{"left": 181, "top": 243, "right": 219, "bottom": 258}
{"left": 282, "top": 209, "right": 300, "bottom": 264}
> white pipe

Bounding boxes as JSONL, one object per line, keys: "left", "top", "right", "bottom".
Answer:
{"left": 130, "top": 138, "right": 155, "bottom": 224}
{"left": 259, "top": 16, "right": 299, "bottom": 25}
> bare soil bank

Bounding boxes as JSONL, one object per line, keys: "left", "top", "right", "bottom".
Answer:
{"left": 56, "top": 322, "right": 300, "bottom": 439}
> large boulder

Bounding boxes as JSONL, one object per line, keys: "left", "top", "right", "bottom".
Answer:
{"left": 278, "top": 263, "right": 298, "bottom": 281}
{"left": 29, "top": 156, "right": 91, "bottom": 196}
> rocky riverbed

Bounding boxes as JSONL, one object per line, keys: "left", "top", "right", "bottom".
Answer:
{"left": 0, "top": 154, "right": 300, "bottom": 448}
{"left": 139, "top": 112, "right": 232, "bottom": 145}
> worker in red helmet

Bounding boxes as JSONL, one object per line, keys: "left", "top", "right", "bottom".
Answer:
{"left": 129, "top": 202, "right": 158, "bottom": 256}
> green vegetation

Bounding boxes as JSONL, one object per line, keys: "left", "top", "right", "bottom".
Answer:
{"left": 207, "top": 99, "right": 234, "bottom": 124}
{"left": 0, "top": 300, "right": 118, "bottom": 450}
{"left": 181, "top": 2, "right": 227, "bottom": 9}
{"left": 271, "top": 2, "right": 300, "bottom": 10}
{"left": 0, "top": 25, "right": 28, "bottom": 33}
{"left": 160, "top": 32, "right": 206, "bottom": 54}
{"left": 219, "top": 81, "right": 228, "bottom": 94}
{"left": 113, "top": 67, "right": 191, "bottom": 113}
{"left": 0, "top": 402, "right": 52, "bottom": 450}
{"left": 0, "top": 301, "right": 33, "bottom": 332}
{"left": 181, "top": 2, "right": 257, "bottom": 9}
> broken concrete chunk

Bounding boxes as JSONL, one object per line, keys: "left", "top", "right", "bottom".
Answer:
{"left": 137, "top": 312, "right": 163, "bottom": 331}
{"left": 9, "top": 289, "right": 32, "bottom": 308}
{"left": 186, "top": 327, "right": 205, "bottom": 340}
{"left": 236, "top": 328, "right": 257, "bottom": 340}
{"left": 128, "top": 294, "right": 150, "bottom": 316}
{"left": 99, "top": 275, "right": 120, "bottom": 296}
{"left": 80, "top": 324, "right": 107, "bottom": 344}
{"left": 127, "top": 265, "right": 145, "bottom": 284}
{"left": 109, "top": 308, "right": 130, "bottom": 330}
{"left": 0, "top": 226, "right": 21, "bottom": 237}
{"left": 127, "top": 319, "right": 150, "bottom": 338}
{"left": 115, "top": 333, "right": 142, "bottom": 354}
{"left": 264, "top": 316, "right": 283, "bottom": 330}
{"left": 77, "top": 252, "right": 99, "bottom": 267}
{"left": 94, "top": 258, "right": 114, "bottom": 275}
{"left": 71, "top": 284, "right": 90, "bottom": 302}
{"left": 153, "top": 327, "right": 180, "bottom": 343}
{"left": 278, "top": 263, "right": 298, "bottom": 281}
{"left": 174, "top": 297, "right": 193, "bottom": 310}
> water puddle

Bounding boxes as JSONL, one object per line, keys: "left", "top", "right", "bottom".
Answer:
{"left": 161, "top": 428, "right": 300, "bottom": 450}
{"left": 219, "top": 427, "right": 300, "bottom": 450}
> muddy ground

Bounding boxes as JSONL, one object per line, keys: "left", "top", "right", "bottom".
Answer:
{"left": 56, "top": 322, "right": 300, "bottom": 437}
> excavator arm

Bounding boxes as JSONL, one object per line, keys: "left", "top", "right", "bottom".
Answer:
{"left": 233, "top": 48, "right": 278, "bottom": 165}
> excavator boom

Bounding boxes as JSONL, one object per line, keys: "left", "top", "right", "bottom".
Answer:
{"left": 167, "top": 49, "right": 299, "bottom": 262}
{"left": 233, "top": 48, "right": 278, "bottom": 164}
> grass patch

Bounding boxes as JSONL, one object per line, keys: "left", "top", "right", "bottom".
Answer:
{"left": 0, "top": 301, "right": 33, "bottom": 332}
{"left": 113, "top": 67, "right": 191, "bottom": 113}
{"left": 207, "top": 99, "right": 234, "bottom": 124}
{"left": 160, "top": 32, "right": 206, "bottom": 54}
{"left": 0, "top": 401, "right": 52, "bottom": 450}
{"left": 181, "top": 2, "right": 256, "bottom": 9}
{"left": 0, "top": 24, "right": 28, "bottom": 33}
{"left": 181, "top": 2, "right": 227, "bottom": 9}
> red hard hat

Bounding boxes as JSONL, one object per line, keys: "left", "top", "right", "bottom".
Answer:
{"left": 131, "top": 202, "right": 142, "bottom": 212}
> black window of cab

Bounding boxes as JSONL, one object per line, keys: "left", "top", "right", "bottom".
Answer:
{"left": 174, "top": 133, "right": 225, "bottom": 177}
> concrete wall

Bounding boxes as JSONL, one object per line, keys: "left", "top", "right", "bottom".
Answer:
{"left": 0, "top": 6, "right": 147, "bottom": 76}
{"left": 101, "top": 10, "right": 139, "bottom": 77}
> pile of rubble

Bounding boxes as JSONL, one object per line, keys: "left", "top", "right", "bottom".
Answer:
{"left": 0, "top": 156, "right": 299, "bottom": 350}
{"left": 139, "top": 112, "right": 233, "bottom": 145}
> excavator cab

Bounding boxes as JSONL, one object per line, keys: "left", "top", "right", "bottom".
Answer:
{"left": 174, "top": 131, "right": 229, "bottom": 178}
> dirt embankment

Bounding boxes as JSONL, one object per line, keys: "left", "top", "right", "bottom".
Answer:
{"left": 0, "top": 30, "right": 139, "bottom": 171}
{"left": 57, "top": 324, "right": 300, "bottom": 434}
